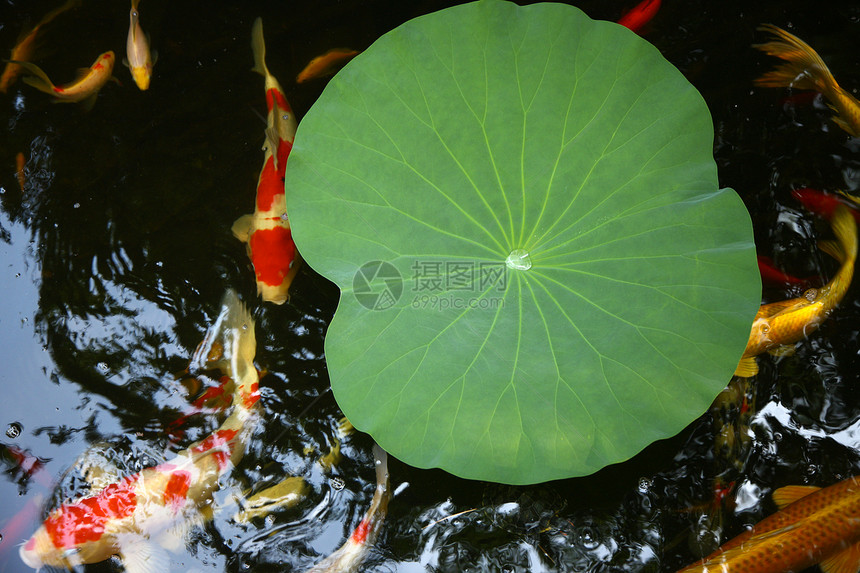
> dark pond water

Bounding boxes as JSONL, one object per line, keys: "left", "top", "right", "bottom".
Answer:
{"left": 2, "top": 0, "right": 860, "bottom": 571}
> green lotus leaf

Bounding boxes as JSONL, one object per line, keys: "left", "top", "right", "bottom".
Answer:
{"left": 285, "top": 0, "right": 759, "bottom": 484}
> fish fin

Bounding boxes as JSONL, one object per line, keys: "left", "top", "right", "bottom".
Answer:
{"left": 831, "top": 206, "right": 858, "bottom": 262}
{"left": 232, "top": 214, "right": 254, "bottom": 242}
{"left": 771, "top": 484, "right": 821, "bottom": 509}
{"left": 734, "top": 356, "right": 758, "bottom": 378}
{"left": 820, "top": 541, "right": 860, "bottom": 573}
{"left": 151, "top": 49, "right": 159, "bottom": 66}
{"left": 753, "top": 24, "right": 835, "bottom": 93}
{"left": 767, "top": 344, "right": 796, "bottom": 357}
{"left": 118, "top": 538, "right": 171, "bottom": 573}
{"left": 123, "top": 57, "right": 130, "bottom": 69}
{"left": 818, "top": 239, "right": 844, "bottom": 263}
{"left": 14, "top": 60, "right": 55, "bottom": 93}
{"left": 250, "top": 17, "right": 269, "bottom": 78}
{"left": 79, "top": 92, "right": 98, "bottom": 112}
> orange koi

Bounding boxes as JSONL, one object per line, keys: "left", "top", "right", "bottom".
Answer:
{"left": 735, "top": 206, "right": 857, "bottom": 377}
{"left": 617, "top": 0, "right": 661, "bottom": 33}
{"left": 304, "top": 444, "right": 390, "bottom": 572}
{"left": 15, "top": 152, "right": 27, "bottom": 192}
{"left": 19, "top": 291, "right": 260, "bottom": 571}
{"left": 11, "top": 51, "right": 115, "bottom": 108}
{"left": 757, "top": 255, "right": 816, "bottom": 288}
{"left": 296, "top": 48, "right": 359, "bottom": 83}
{"left": 0, "top": 0, "right": 79, "bottom": 93}
{"left": 232, "top": 18, "right": 301, "bottom": 304}
{"left": 676, "top": 476, "right": 860, "bottom": 573}
{"left": 124, "top": 0, "right": 156, "bottom": 90}
{"left": 755, "top": 24, "right": 860, "bottom": 136}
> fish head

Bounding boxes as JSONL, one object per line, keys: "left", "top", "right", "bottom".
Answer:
{"left": 19, "top": 521, "right": 117, "bottom": 569}
{"left": 131, "top": 65, "right": 151, "bottom": 90}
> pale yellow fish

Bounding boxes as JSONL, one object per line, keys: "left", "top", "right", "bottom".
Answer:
{"left": 12, "top": 51, "right": 115, "bottom": 109}
{"left": 125, "top": 0, "right": 155, "bottom": 90}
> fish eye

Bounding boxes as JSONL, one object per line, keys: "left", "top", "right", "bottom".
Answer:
{"left": 760, "top": 323, "right": 770, "bottom": 334}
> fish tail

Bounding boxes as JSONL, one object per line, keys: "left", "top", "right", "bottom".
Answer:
{"left": 39, "top": 0, "right": 81, "bottom": 27}
{"left": 220, "top": 290, "right": 258, "bottom": 405}
{"left": 250, "top": 17, "right": 270, "bottom": 79}
{"left": 12, "top": 60, "right": 56, "bottom": 94}
{"left": 754, "top": 24, "right": 836, "bottom": 94}
{"left": 831, "top": 206, "right": 858, "bottom": 263}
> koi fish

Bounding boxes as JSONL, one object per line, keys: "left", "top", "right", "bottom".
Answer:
{"left": 296, "top": 48, "right": 359, "bottom": 83}
{"left": 15, "top": 152, "right": 27, "bottom": 192}
{"left": 617, "top": 0, "right": 661, "bottom": 33}
{"left": 232, "top": 18, "right": 302, "bottom": 304}
{"left": 125, "top": 0, "right": 156, "bottom": 90}
{"left": 793, "top": 187, "right": 860, "bottom": 224}
{"left": 755, "top": 24, "right": 860, "bottom": 136}
{"left": 735, "top": 206, "right": 857, "bottom": 377}
{"left": 19, "top": 291, "right": 261, "bottom": 571}
{"left": 757, "top": 255, "right": 815, "bottom": 287}
{"left": 676, "top": 475, "right": 860, "bottom": 573}
{"left": 304, "top": 444, "right": 390, "bottom": 572}
{"left": 11, "top": 51, "right": 115, "bottom": 109}
{"left": 0, "top": 0, "right": 80, "bottom": 93}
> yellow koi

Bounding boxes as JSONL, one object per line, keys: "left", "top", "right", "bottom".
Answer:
{"left": 125, "top": 0, "right": 155, "bottom": 90}
{"left": 676, "top": 476, "right": 860, "bottom": 573}
{"left": 755, "top": 24, "right": 860, "bottom": 136}
{"left": 735, "top": 206, "right": 857, "bottom": 377}
{"left": 12, "top": 51, "right": 115, "bottom": 108}
{"left": 0, "top": 0, "right": 80, "bottom": 93}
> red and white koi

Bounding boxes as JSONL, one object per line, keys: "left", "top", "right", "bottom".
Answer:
{"left": 233, "top": 18, "right": 301, "bottom": 304}
{"left": 304, "top": 444, "right": 391, "bottom": 572}
{"left": 19, "top": 291, "right": 260, "bottom": 572}
{"left": 11, "top": 50, "right": 115, "bottom": 108}
{"left": 125, "top": 0, "right": 156, "bottom": 90}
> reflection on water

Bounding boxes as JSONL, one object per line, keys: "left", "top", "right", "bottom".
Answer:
{"left": 2, "top": 0, "right": 860, "bottom": 571}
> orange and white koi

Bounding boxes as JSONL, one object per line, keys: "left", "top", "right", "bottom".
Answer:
{"left": 735, "top": 205, "right": 857, "bottom": 377}
{"left": 232, "top": 18, "right": 301, "bottom": 304}
{"left": 11, "top": 51, "right": 115, "bottom": 107}
{"left": 755, "top": 24, "right": 860, "bottom": 136}
{"left": 296, "top": 48, "right": 359, "bottom": 83}
{"left": 617, "top": 0, "right": 661, "bottom": 33}
{"left": 0, "top": 0, "right": 80, "bottom": 93}
{"left": 676, "top": 476, "right": 860, "bottom": 573}
{"left": 304, "top": 444, "right": 390, "bottom": 572}
{"left": 125, "top": 0, "right": 156, "bottom": 90}
{"left": 19, "top": 291, "right": 260, "bottom": 571}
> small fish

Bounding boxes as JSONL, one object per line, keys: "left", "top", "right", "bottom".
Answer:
{"left": 755, "top": 24, "right": 860, "bottom": 136}
{"left": 0, "top": 0, "right": 80, "bottom": 93}
{"left": 303, "top": 444, "right": 391, "bottom": 573}
{"left": 19, "top": 291, "right": 261, "bottom": 571}
{"left": 11, "top": 51, "right": 115, "bottom": 109}
{"left": 676, "top": 476, "right": 860, "bottom": 573}
{"left": 735, "top": 206, "right": 857, "bottom": 377}
{"left": 617, "top": 0, "right": 661, "bottom": 33}
{"left": 233, "top": 18, "right": 301, "bottom": 304}
{"left": 296, "top": 48, "right": 359, "bottom": 83}
{"left": 793, "top": 187, "right": 860, "bottom": 224}
{"left": 757, "top": 255, "right": 816, "bottom": 287}
{"left": 15, "top": 152, "right": 27, "bottom": 192}
{"left": 124, "top": 0, "right": 156, "bottom": 90}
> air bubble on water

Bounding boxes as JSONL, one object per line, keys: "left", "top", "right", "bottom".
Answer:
{"left": 6, "top": 422, "right": 22, "bottom": 439}
{"left": 505, "top": 249, "right": 532, "bottom": 271}
{"left": 96, "top": 362, "right": 109, "bottom": 374}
